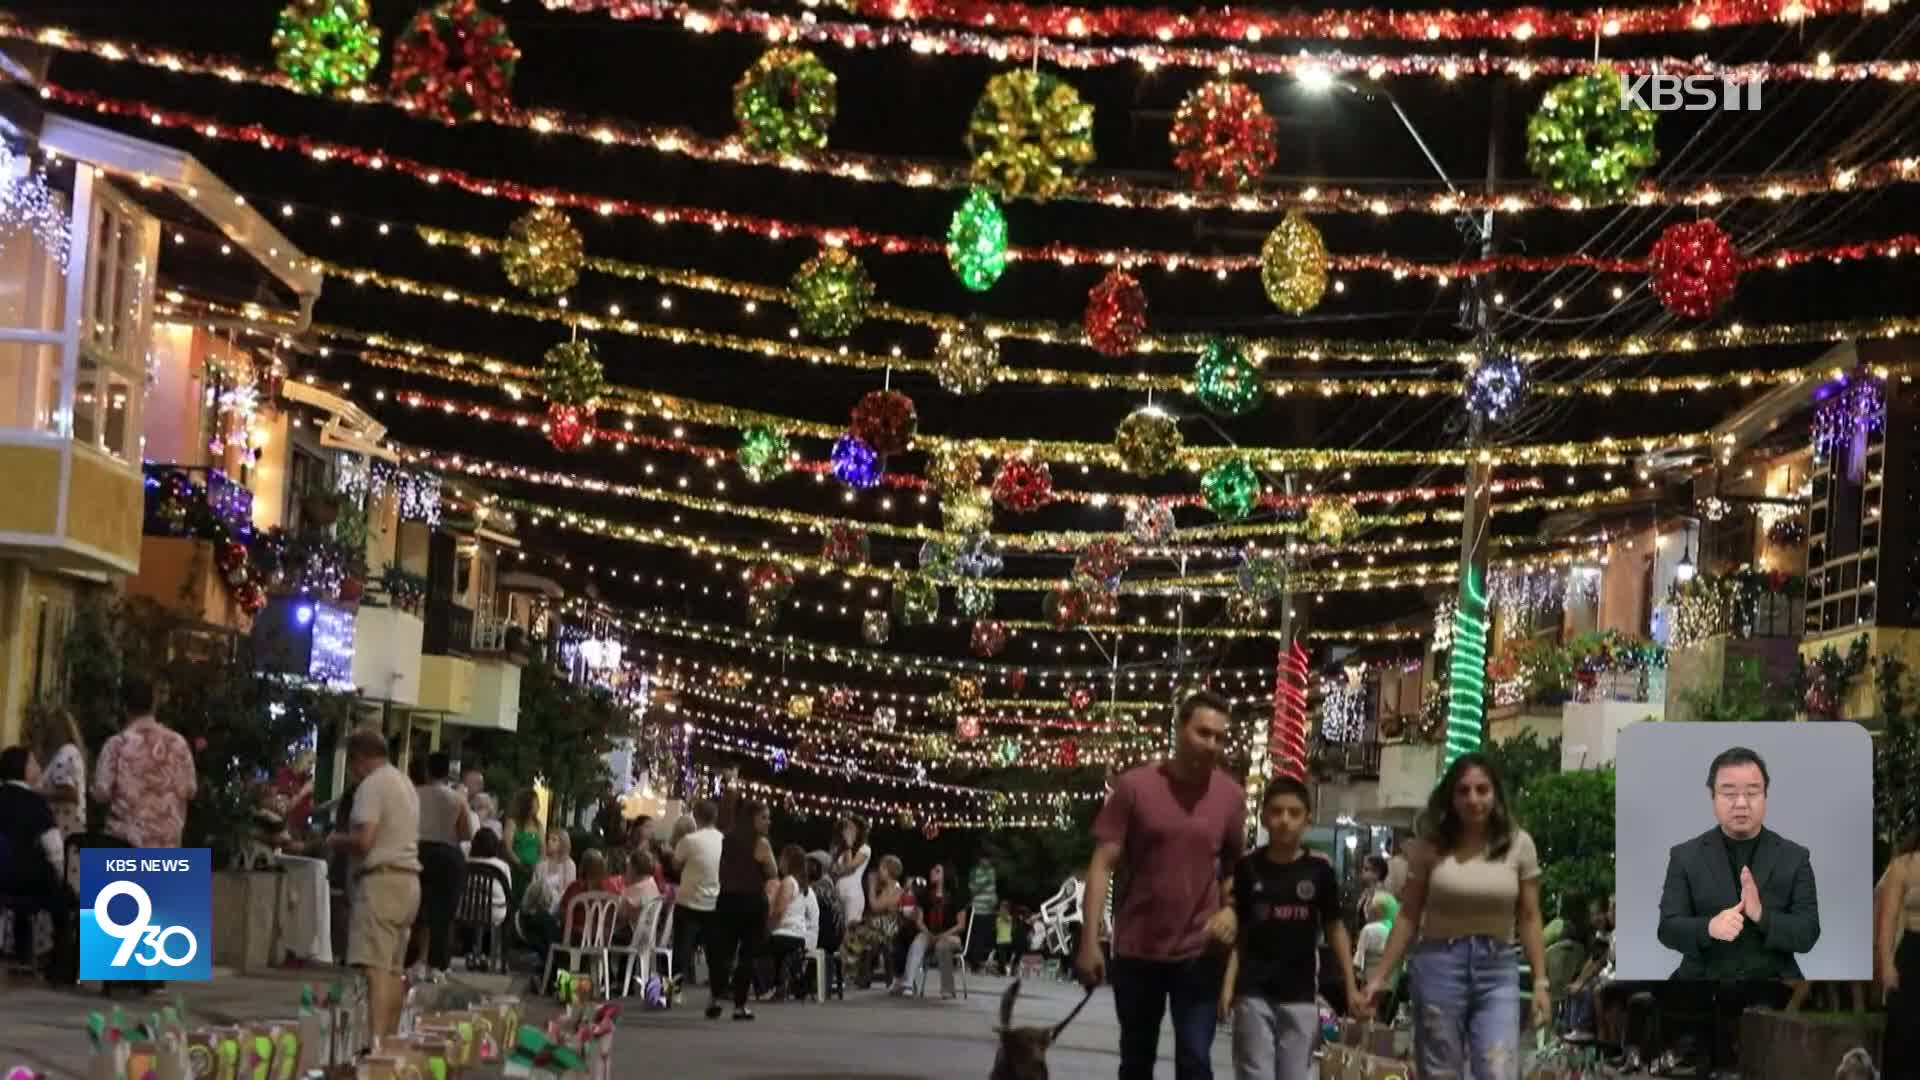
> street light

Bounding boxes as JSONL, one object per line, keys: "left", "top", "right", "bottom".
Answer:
{"left": 1292, "top": 67, "right": 1460, "bottom": 196}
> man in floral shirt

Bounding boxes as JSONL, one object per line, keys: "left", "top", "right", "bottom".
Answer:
{"left": 92, "top": 677, "right": 196, "bottom": 849}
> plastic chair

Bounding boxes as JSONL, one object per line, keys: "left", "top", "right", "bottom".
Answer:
{"left": 651, "top": 899, "right": 676, "bottom": 1004}
{"left": 454, "top": 863, "right": 513, "bottom": 973}
{"left": 542, "top": 890, "right": 621, "bottom": 999}
{"left": 611, "top": 895, "right": 663, "bottom": 999}
{"left": 910, "top": 913, "right": 973, "bottom": 999}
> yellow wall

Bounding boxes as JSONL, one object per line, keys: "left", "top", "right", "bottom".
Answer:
{"left": 0, "top": 445, "right": 62, "bottom": 536}
{"left": 66, "top": 450, "right": 142, "bottom": 567}
{"left": 0, "top": 566, "right": 84, "bottom": 747}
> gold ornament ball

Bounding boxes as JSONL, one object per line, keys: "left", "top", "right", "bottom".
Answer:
{"left": 1306, "top": 497, "right": 1360, "bottom": 544}
{"left": 942, "top": 486, "right": 994, "bottom": 535}
{"left": 1260, "top": 210, "right": 1328, "bottom": 315}
{"left": 929, "top": 446, "right": 982, "bottom": 494}
{"left": 934, "top": 325, "right": 1001, "bottom": 395}
{"left": 787, "top": 694, "right": 815, "bottom": 719}
{"left": 502, "top": 207, "right": 585, "bottom": 297}
{"left": 1114, "top": 405, "right": 1184, "bottom": 477}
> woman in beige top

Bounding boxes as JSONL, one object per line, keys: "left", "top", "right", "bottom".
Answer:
{"left": 1361, "top": 753, "right": 1549, "bottom": 1080}
{"left": 1873, "top": 838, "right": 1920, "bottom": 1073}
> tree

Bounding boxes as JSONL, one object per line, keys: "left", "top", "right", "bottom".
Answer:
{"left": 1514, "top": 767, "right": 1616, "bottom": 910}
{"left": 1482, "top": 729, "right": 1562, "bottom": 801}
{"left": 463, "top": 660, "right": 631, "bottom": 827}
{"left": 1678, "top": 655, "right": 1794, "bottom": 723}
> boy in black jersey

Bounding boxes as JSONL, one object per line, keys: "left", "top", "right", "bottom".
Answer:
{"left": 1221, "top": 777, "right": 1367, "bottom": 1080}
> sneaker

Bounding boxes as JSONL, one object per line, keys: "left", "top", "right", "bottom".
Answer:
{"left": 704, "top": 1003, "right": 723, "bottom": 1020}
{"left": 733, "top": 1007, "right": 755, "bottom": 1021}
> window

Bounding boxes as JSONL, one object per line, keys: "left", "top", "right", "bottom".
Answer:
{"left": 72, "top": 181, "right": 158, "bottom": 462}
{"left": 285, "top": 446, "right": 328, "bottom": 532}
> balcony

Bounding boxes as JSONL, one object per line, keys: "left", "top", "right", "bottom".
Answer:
{"left": 126, "top": 466, "right": 258, "bottom": 630}
{"left": 1667, "top": 571, "right": 1805, "bottom": 721}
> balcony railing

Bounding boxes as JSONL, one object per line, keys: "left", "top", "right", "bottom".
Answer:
{"left": 472, "top": 610, "right": 511, "bottom": 653}
{"left": 1571, "top": 666, "right": 1667, "bottom": 705}
{"left": 1311, "top": 732, "right": 1383, "bottom": 777}
{"left": 142, "top": 464, "right": 254, "bottom": 537}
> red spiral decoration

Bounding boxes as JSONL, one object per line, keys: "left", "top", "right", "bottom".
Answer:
{"left": 1269, "top": 641, "right": 1311, "bottom": 782}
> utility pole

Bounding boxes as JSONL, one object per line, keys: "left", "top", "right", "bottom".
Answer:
{"left": 1443, "top": 83, "right": 1506, "bottom": 767}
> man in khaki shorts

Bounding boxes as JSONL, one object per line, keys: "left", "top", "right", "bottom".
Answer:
{"left": 331, "top": 730, "right": 421, "bottom": 1043}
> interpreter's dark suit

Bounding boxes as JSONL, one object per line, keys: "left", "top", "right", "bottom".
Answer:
{"left": 1656, "top": 826, "right": 1819, "bottom": 980}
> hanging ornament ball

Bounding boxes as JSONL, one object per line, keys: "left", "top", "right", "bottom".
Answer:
{"left": 1260, "top": 210, "right": 1329, "bottom": 315}
{"left": 894, "top": 575, "right": 941, "bottom": 626}
{"left": 1201, "top": 457, "right": 1261, "bottom": 521}
{"left": 1126, "top": 500, "right": 1177, "bottom": 545}
{"left": 733, "top": 47, "right": 838, "bottom": 154}
{"left": 896, "top": 810, "right": 916, "bottom": 829}
{"left": 919, "top": 539, "right": 960, "bottom": 582}
{"left": 942, "top": 486, "right": 995, "bottom": 535}
{"left": 1067, "top": 685, "right": 1095, "bottom": 712}
{"left": 737, "top": 425, "right": 792, "bottom": 484}
{"left": 236, "top": 581, "right": 268, "bottom": 615}
{"left": 861, "top": 608, "right": 892, "bottom": 645}
{"left": 502, "top": 207, "right": 585, "bottom": 298}
{"left": 954, "top": 534, "right": 1005, "bottom": 579}
{"left": 720, "top": 667, "right": 749, "bottom": 690}
{"left": 1226, "top": 588, "right": 1268, "bottom": 626}
{"left": 791, "top": 247, "right": 875, "bottom": 339}
{"left": 820, "top": 523, "right": 871, "bottom": 566}
{"left": 389, "top": 0, "right": 520, "bottom": 124}
{"left": 1649, "top": 219, "right": 1740, "bottom": 319}
{"left": 946, "top": 188, "right": 1010, "bottom": 292}
{"left": 1073, "top": 540, "right": 1130, "bottom": 593}
{"left": 994, "top": 737, "right": 1022, "bottom": 767}
{"left": 929, "top": 447, "right": 982, "bottom": 495}
{"left": 215, "top": 540, "right": 249, "bottom": 574}
{"left": 1464, "top": 351, "right": 1529, "bottom": 424}
{"left": 849, "top": 389, "right": 918, "bottom": 456}
{"left": 540, "top": 338, "right": 606, "bottom": 409}
{"left": 934, "top": 325, "right": 1001, "bottom": 395}
{"left": 273, "top": 0, "right": 382, "bottom": 96}
{"left": 1045, "top": 580, "right": 1113, "bottom": 630}
{"left": 956, "top": 579, "right": 996, "bottom": 618}
{"left": 1057, "top": 739, "right": 1080, "bottom": 768}
{"left": 1007, "top": 669, "right": 1027, "bottom": 694}
{"left": 956, "top": 714, "right": 982, "bottom": 739}
{"left": 830, "top": 434, "right": 883, "bottom": 489}
{"left": 1084, "top": 269, "right": 1149, "bottom": 357}
{"left": 827, "top": 687, "right": 852, "bottom": 711}
{"left": 965, "top": 70, "right": 1096, "bottom": 202}
{"left": 1192, "top": 338, "right": 1264, "bottom": 416}
{"left": 787, "top": 694, "right": 815, "bottom": 720}
{"left": 1306, "top": 497, "right": 1360, "bottom": 544}
{"left": 747, "top": 560, "right": 796, "bottom": 603}
{"left": 1114, "top": 406, "right": 1183, "bottom": 477}
{"left": 545, "top": 402, "right": 591, "bottom": 452}
{"left": 992, "top": 458, "right": 1054, "bottom": 513}
{"left": 970, "top": 618, "right": 1008, "bottom": 658}
{"left": 873, "top": 705, "right": 897, "bottom": 732}
{"left": 1237, "top": 552, "right": 1288, "bottom": 600}
{"left": 923, "top": 822, "right": 941, "bottom": 840}
{"left": 951, "top": 676, "right": 983, "bottom": 704}
{"left": 1525, "top": 67, "right": 1659, "bottom": 200}
{"left": 1169, "top": 80, "right": 1277, "bottom": 193}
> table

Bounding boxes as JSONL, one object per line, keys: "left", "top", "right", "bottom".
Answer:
{"left": 278, "top": 853, "right": 333, "bottom": 965}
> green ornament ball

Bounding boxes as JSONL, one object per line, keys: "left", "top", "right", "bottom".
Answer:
{"left": 790, "top": 247, "right": 875, "bottom": 339}
{"left": 273, "top": 0, "right": 382, "bottom": 96}
{"left": 1192, "top": 338, "right": 1263, "bottom": 416}
{"left": 1525, "top": 67, "right": 1659, "bottom": 200}
{"left": 737, "top": 425, "right": 791, "bottom": 484}
{"left": 733, "top": 47, "right": 838, "bottom": 154}
{"left": 540, "top": 338, "right": 605, "bottom": 408}
{"left": 956, "top": 579, "right": 996, "bottom": 618}
{"left": 894, "top": 575, "right": 941, "bottom": 626}
{"left": 1202, "top": 457, "right": 1261, "bottom": 521}
{"left": 947, "top": 188, "right": 1009, "bottom": 292}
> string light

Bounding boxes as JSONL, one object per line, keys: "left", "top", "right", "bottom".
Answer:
{"left": 1444, "top": 565, "right": 1489, "bottom": 765}
{"left": 1269, "top": 642, "right": 1311, "bottom": 781}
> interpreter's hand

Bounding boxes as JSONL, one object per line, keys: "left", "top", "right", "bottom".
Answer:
{"left": 1204, "top": 906, "right": 1238, "bottom": 948}
{"left": 1218, "top": 992, "right": 1235, "bottom": 1023}
{"left": 1708, "top": 904, "right": 1746, "bottom": 942}
{"left": 1528, "top": 983, "right": 1552, "bottom": 1029}
{"left": 1075, "top": 941, "right": 1106, "bottom": 990}
{"left": 1740, "top": 866, "right": 1764, "bottom": 922}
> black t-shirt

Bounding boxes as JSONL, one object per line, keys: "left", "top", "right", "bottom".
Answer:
{"left": 917, "top": 884, "right": 969, "bottom": 934}
{"left": 0, "top": 781, "right": 61, "bottom": 893}
{"left": 1233, "top": 849, "right": 1341, "bottom": 1002}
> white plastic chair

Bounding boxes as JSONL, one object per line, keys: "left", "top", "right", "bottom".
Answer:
{"left": 611, "top": 894, "right": 664, "bottom": 999}
{"left": 543, "top": 890, "right": 621, "bottom": 999}
{"left": 910, "top": 913, "right": 974, "bottom": 1000}
{"left": 1038, "top": 877, "right": 1084, "bottom": 956}
{"left": 652, "top": 899, "right": 676, "bottom": 1002}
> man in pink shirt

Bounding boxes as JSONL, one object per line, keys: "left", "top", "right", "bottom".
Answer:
{"left": 92, "top": 677, "right": 196, "bottom": 849}
{"left": 1079, "top": 689, "right": 1246, "bottom": 1080}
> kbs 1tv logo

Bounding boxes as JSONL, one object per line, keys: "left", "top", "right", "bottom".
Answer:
{"left": 79, "top": 849, "right": 213, "bottom": 981}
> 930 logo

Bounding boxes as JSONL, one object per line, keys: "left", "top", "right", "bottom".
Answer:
{"left": 79, "top": 848, "right": 212, "bottom": 981}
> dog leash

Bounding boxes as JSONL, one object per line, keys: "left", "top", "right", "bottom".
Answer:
{"left": 1049, "top": 987, "right": 1097, "bottom": 1042}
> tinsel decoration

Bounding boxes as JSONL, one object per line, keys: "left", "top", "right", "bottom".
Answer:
{"left": 820, "top": 523, "right": 870, "bottom": 566}
{"left": 934, "top": 325, "right": 1001, "bottom": 394}
{"left": 1463, "top": 351, "right": 1528, "bottom": 425}
{"left": 1067, "top": 685, "right": 1095, "bottom": 712}
{"left": 1306, "top": 497, "right": 1360, "bottom": 543}
{"left": 943, "top": 487, "right": 995, "bottom": 534}
{"left": 1114, "top": 406, "right": 1183, "bottom": 477}
{"left": 1169, "top": 80, "right": 1277, "bottom": 193}
{"left": 539, "top": 338, "right": 605, "bottom": 409}
{"left": 737, "top": 425, "right": 792, "bottom": 484}
{"left": 502, "top": 207, "right": 585, "bottom": 297}
{"left": 946, "top": 188, "right": 1009, "bottom": 292}
{"left": 273, "top": 0, "right": 382, "bottom": 96}
{"left": 790, "top": 247, "right": 875, "bottom": 339}
{"left": 1237, "top": 552, "right": 1287, "bottom": 600}
{"left": 1192, "top": 338, "right": 1264, "bottom": 416}
{"left": 1525, "top": 68, "right": 1659, "bottom": 199}
{"left": 1126, "top": 500, "right": 1177, "bottom": 545}
{"left": 545, "top": 403, "right": 591, "bottom": 452}
{"left": 1260, "top": 210, "right": 1329, "bottom": 315}
{"left": 732, "top": 48, "right": 838, "bottom": 154}
{"left": 830, "top": 434, "right": 882, "bottom": 488}
{"left": 1649, "top": 219, "right": 1740, "bottom": 319}
{"left": 956, "top": 715, "right": 983, "bottom": 740}
{"left": 1083, "top": 269, "right": 1148, "bottom": 357}
{"left": 873, "top": 705, "right": 897, "bottom": 732}
{"left": 965, "top": 70, "right": 1096, "bottom": 202}
{"left": 861, "top": 608, "right": 891, "bottom": 645}
{"left": 971, "top": 618, "right": 1008, "bottom": 657}
{"left": 992, "top": 458, "right": 1054, "bottom": 512}
{"left": 931, "top": 694, "right": 961, "bottom": 718}
{"left": 929, "top": 447, "right": 982, "bottom": 494}
{"left": 1073, "top": 541, "right": 1130, "bottom": 593}
{"left": 787, "top": 694, "right": 815, "bottom": 720}
{"left": 850, "top": 389, "right": 918, "bottom": 456}
{"left": 1201, "top": 458, "right": 1261, "bottom": 521}
{"left": 389, "top": 0, "right": 520, "bottom": 124}
{"left": 894, "top": 575, "right": 941, "bottom": 625}
{"left": 951, "top": 676, "right": 983, "bottom": 704}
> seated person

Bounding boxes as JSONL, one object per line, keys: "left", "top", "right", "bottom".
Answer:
{"left": 616, "top": 849, "right": 662, "bottom": 943}
{"left": 545, "top": 849, "right": 615, "bottom": 949}
{"left": 465, "top": 829, "right": 513, "bottom": 927}
{"left": 602, "top": 849, "right": 629, "bottom": 899}
{"left": 765, "top": 845, "right": 818, "bottom": 999}
{"left": 526, "top": 829, "right": 577, "bottom": 916}
{"left": 0, "top": 746, "right": 72, "bottom": 982}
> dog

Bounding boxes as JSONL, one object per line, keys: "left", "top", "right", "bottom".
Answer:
{"left": 1834, "top": 1047, "right": 1879, "bottom": 1080}
{"left": 991, "top": 979, "right": 1093, "bottom": 1080}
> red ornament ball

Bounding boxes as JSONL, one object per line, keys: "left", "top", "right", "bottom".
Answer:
{"left": 546, "top": 402, "right": 591, "bottom": 451}
{"left": 1649, "top": 219, "right": 1740, "bottom": 319}
{"left": 1007, "top": 669, "right": 1027, "bottom": 694}
{"left": 1073, "top": 540, "right": 1130, "bottom": 591}
{"left": 1067, "top": 685, "right": 1094, "bottom": 712}
{"left": 956, "top": 715, "right": 982, "bottom": 740}
{"left": 922, "top": 822, "right": 941, "bottom": 840}
{"left": 820, "top": 523, "right": 870, "bottom": 566}
{"left": 992, "top": 458, "right": 1054, "bottom": 512}
{"left": 1057, "top": 739, "right": 1080, "bottom": 768}
{"left": 216, "top": 540, "right": 249, "bottom": 574}
{"left": 1169, "top": 81, "right": 1277, "bottom": 192}
{"left": 971, "top": 619, "right": 1009, "bottom": 657}
{"left": 389, "top": 0, "right": 520, "bottom": 124}
{"left": 236, "top": 581, "right": 267, "bottom": 615}
{"left": 849, "top": 389, "right": 918, "bottom": 457}
{"left": 1084, "top": 269, "right": 1149, "bottom": 357}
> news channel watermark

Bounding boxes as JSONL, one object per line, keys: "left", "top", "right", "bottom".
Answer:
{"left": 79, "top": 848, "right": 212, "bottom": 981}
{"left": 1622, "top": 74, "right": 1764, "bottom": 112}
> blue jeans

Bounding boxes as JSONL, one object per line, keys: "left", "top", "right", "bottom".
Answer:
{"left": 1110, "top": 954, "right": 1222, "bottom": 1080}
{"left": 1406, "top": 937, "right": 1522, "bottom": 1080}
